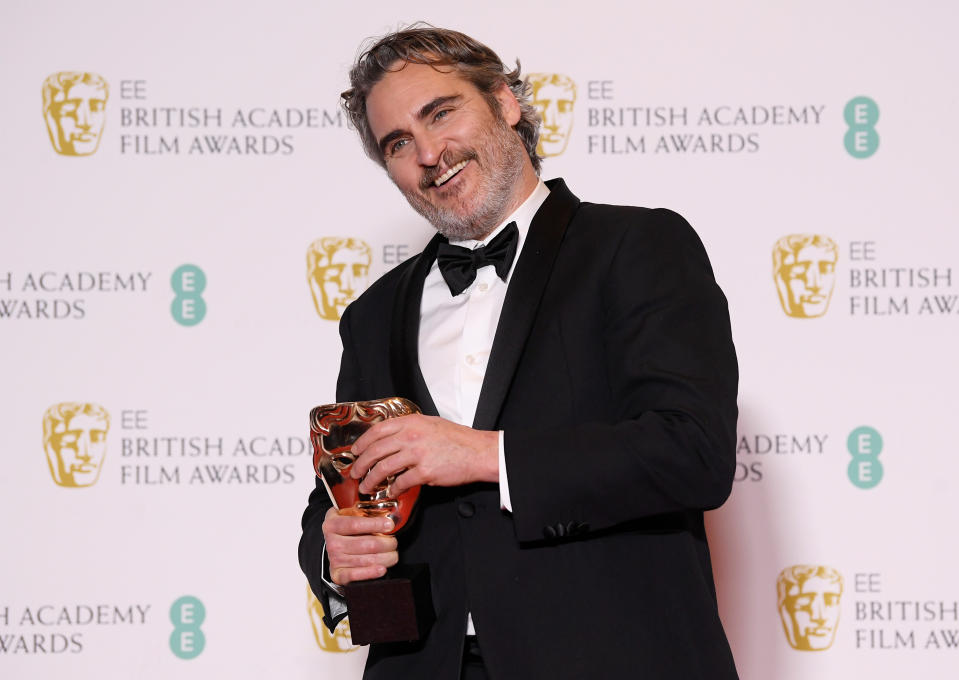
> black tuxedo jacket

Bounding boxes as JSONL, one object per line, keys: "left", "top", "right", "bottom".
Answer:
{"left": 300, "top": 179, "right": 740, "bottom": 679}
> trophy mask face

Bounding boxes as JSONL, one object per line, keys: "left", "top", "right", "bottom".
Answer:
{"left": 773, "top": 235, "right": 838, "bottom": 318}
{"left": 43, "top": 74, "right": 109, "bottom": 156}
{"left": 43, "top": 404, "right": 110, "bottom": 487}
{"left": 307, "top": 238, "right": 372, "bottom": 321}
{"left": 777, "top": 566, "right": 843, "bottom": 651}
{"left": 529, "top": 73, "right": 576, "bottom": 157}
{"left": 310, "top": 398, "right": 421, "bottom": 533}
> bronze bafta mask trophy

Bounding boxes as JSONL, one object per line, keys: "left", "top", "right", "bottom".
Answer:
{"left": 310, "top": 397, "right": 434, "bottom": 645}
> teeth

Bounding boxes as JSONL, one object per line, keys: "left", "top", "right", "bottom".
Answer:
{"left": 434, "top": 160, "right": 468, "bottom": 186}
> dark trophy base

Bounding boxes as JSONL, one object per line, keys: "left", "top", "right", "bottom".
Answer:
{"left": 344, "top": 564, "right": 434, "bottom": 645}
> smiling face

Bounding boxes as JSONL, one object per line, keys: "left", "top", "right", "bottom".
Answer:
{"left": 365, "top": 61, "right": 537, "bottom": 241}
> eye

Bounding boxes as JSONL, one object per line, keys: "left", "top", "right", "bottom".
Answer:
{"left": 434, "top": 108, "right": 450, "bottom": 121}
{"left": 388, "top": 138, "right": 409, "bottom": 156}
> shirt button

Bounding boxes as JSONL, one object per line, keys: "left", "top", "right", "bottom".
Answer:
{"left": 466, "top": 355, "right": 476, "bottom": 365}
{"left": 477, "top": 282, "right": 489, "bottom": 292}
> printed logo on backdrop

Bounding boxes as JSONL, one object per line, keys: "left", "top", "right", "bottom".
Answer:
{"left": 844, "top": 97, "right": 879, "bottom": 159}
{"left": 42, "top": 72, "right": 109, "bottom": 156}
{"left": 43, "top": 403, "right": 111, "bottom": 487}
{"left": 581, "top": 79, "right": 830, "bottom": 155}
{"left": 171, "top": 264, "right": 207, "bottom": 326}
{"left": 0, "top": 271, "right": 152, "bottom": 321}
{"left": 307, "top": 238, "right": 372, "bottom": 321}
{"left": 771, "top": 237, "right": 956, "bottom": 318}
{"left": 847, "top": 426, "right": 883, "bottom": 489}
{"left": 41, "top": 406, "right": 308, "bottom": 487}
{"left": 307, "top": 584, "right": 359, "bottom": 653}
{"left": 0, "top": 603, "right": 150, "bottom": 655}
{"left": 773, "top": 234, "right": 839, "bottom": 318}
{"left": 850, "top": 572, "right": 959, "bottom": 650}
{"left": 734, "top": 427, "right": 885, "bottom": 486}
{"left": 777, "top": 565, "right": 844, "bottom": 651}
{"left": 528, "top": 73, "right": 577, "bottom": 158}
{"left": 170, "top": 596, "right": 205, "bottom": 660}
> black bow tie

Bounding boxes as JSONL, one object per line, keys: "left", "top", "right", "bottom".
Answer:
{"left": 436, "top": 222, "right": 519, "bottom": 296}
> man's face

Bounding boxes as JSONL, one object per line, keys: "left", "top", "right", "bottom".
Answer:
{"left": 781, "top": 576, "right": 842, "bottom": 650}
{"left": 311, "top": 245, "right": 370, "bottom": 320}
{"left": 365, "top": 62, "right": 528, "bottom": 241}
{"left": 45, "top": 412, "right": 109, "bottom": 487}
{"left": 776, "top": 244, "right": 837, "bottom": 318}
{"left": 47, "top": 82, "right": 107, "bottom": 156}
{"left": 532, "top": 81, "right": 575, "bottom": 156}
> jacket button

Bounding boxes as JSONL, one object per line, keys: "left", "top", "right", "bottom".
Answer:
{"left": 457, "top": 502, "right": 475, "bottom": 518}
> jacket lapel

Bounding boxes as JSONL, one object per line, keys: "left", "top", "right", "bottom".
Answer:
{"left": 472, "top": 178, "right": 581, "bottom": 430}
{"left": 389, "top": 234, "right": 443, "bottom": 417}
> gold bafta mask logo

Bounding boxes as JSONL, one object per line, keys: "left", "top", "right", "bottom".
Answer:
{"left": 773, "top": 234, "right": 839, "bottom": 318}
{"left": 307, "top": 584, "right": 358, "bottom": 653}
{"left": 527, "top": 73, "right": 577, "bottom": 157}
{"left": 42, "top": 72, "right": 109, "bottom": 156}
{"left": 42, "top": 402, "right": 111, "bottom": 487}
{"left": 777, "top": 565, "right": 843, "bottom": 651}
{"left": 307, "top": 237, "right": 372, "bottom": 321}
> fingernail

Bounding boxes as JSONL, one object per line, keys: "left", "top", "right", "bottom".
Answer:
{"left": 383, "top": 518, "right": 394, "bottom": 532}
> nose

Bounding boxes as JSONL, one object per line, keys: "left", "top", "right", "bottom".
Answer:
{"left": 809, "top": 596, "right": 825, "bottom": 623}
{"left": 416, "top": 130, "right": 445, "bottom": 167}
{"left": 340, "top": 268, "right": 355, "bottom": 296}
{"left": 76, "top": 100, "right": 92, "bottom": 129}
{"left": 76, "top": 432, "right": 92, "bottom": 461}
{"left": 806, "top": 263, "right": 822, "bottom": 290}
{"left": 543, "top": 101, "right": 559, "bottom": 130}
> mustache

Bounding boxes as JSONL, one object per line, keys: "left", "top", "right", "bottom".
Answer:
{"left": 419, "top": 150, "right": 477, "bottom": 190}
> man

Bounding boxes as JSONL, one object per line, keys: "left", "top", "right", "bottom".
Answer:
{"left": 776, "top": 565, "right": 843, "bottom": 651}
{"left": 772, "top": 234, "right": 839, "bottom": 318}
{"left": 299, "top": 25, "right": 739, "bottom": 679}
{"left": 307, "top": 237, "right": 373, "bottom": 321}
{"left": 43, "top": 402, "right": 110, "bottom": 487}
{"left": 42, "top": 72, "right": 109, "bottom": 156}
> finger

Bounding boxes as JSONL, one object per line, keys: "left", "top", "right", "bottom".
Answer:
{"left": 329, "top": 545, "right": 398, "bottom": 569}
{"left": 357, "top": 451, "right": 415, "bottom": 494}
{"left": 331, "top": 564, "right": 387, "bottom": 585}
{"left": 352, "top": 416, "right": 413, "bottom": 454}
{"left": 323, "top": 510, "right": 394, "bottom": 537}
{"left": 326, "top": 533, "right": 398, "bottom": 558}
{"left": 389, "top": 468, "right": 425, "bottom": 496}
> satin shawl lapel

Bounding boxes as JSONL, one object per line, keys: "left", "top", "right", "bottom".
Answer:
{"left": 472, "top": 179, "right": 581, "bottom": 430}
{"left": 389, "top": 234, "right": 442, "bottom": 417}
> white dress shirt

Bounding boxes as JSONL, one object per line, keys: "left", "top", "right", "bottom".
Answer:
{"left": 418, "top": 179, "right": 550, "bottom": 635}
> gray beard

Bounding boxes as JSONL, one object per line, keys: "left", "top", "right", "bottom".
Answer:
{"left": 397, "top": 117, "right": 527, "bottom": 242}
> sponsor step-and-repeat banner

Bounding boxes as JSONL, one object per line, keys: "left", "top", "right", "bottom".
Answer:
{"left": 2, "top": 2, "right": 956, "bottom": 678}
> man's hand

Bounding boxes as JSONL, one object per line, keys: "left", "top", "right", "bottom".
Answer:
{"left": 322, "top": 507, "right": 398, "bottom": 586}
{"left": 350, "top": 414, "right": 499, "bottom": 496}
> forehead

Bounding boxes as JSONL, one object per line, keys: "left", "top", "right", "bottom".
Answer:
{"left": 365, "top": 62, "right": 477, "bottom": 139}
{"left": 54, "top": 413, "right": 107, "bottom": 432}
{"left": 794, "top": 576, "right": 841, "bottom": 595}
{"left": 59, "top": 82, "right": 106, "bottom": 102}
{"left": 795, "top": 245, "right": 837, "bottom": 263}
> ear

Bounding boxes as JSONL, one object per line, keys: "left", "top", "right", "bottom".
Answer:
{"left": 492, "top": 82, "right": 522, "bottom": 126}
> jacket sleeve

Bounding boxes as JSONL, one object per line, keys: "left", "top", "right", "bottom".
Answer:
{"left": 297, "top": 305, "right": 363, "bottom": 631}
{"left": 504, "top": 209, "right": 739, "bottom": 543}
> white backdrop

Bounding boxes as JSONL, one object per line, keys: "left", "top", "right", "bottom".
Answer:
{"left": 2, "top": 1, "right": 958, "bottom": 678}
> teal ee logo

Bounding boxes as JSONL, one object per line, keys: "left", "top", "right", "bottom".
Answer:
{"left": 844, "top": 97, "right": 879, "bottom": 159}
{"left": 847, "top": 426, "right": 883, "bottom": 489}
{"left": 171, "top": 264, "right": 206, "bottom": 326}
{"left": 169, "top": 595, "right": 206, "bottom": 659}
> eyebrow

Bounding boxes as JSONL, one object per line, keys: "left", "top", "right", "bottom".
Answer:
{"left": 377, "top": 94, "right": 463, "bottom": 156}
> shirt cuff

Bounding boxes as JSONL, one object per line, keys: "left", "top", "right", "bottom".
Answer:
{"left": 498, "top": 430, "right": 512, "bottom": 512}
